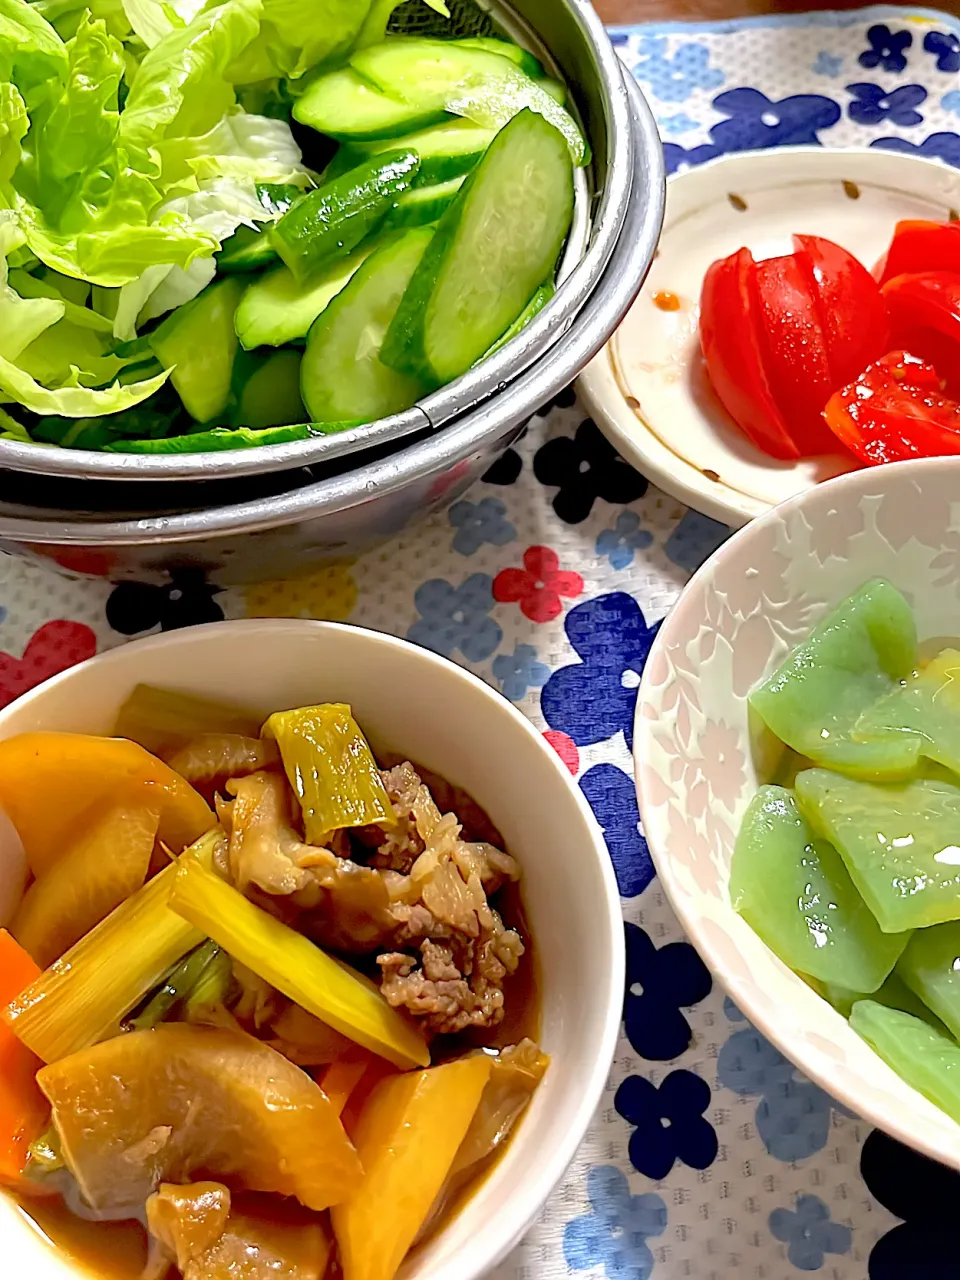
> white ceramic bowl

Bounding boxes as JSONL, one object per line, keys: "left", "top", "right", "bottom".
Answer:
{"left": 635, "top": 457, "right": 960, "bottom": 1170}
{"left": 0, "top": 620, "right": 624, "bottom": 1280}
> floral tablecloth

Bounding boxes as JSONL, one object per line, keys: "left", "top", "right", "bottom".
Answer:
{"left": 4, "top": 8, "right": 960, "bottom": 1278}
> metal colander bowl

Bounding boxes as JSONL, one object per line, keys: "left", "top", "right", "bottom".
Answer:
{"left": 0, "top": 0, "right": 660, "bottom": 484}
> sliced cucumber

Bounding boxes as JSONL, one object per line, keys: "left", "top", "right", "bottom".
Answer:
{"left": 481, "top": 280, "right": 555, "bottom": 361}
{"left": 235, "top": 247, "right": 373, "bottom": 350}
{"left": 333, "top": 120, "right": 495, "bottom": 189}
{"left": 382, "top": 109, "right": 573, "bottom": 386}
{"left": 216, "top": 224, "right": 278, "bottom": 274}
{"left": 301, "top": 227, "right": 432, "bottom": 424}
{"left": 452, "top": 37, "right": 546, "bottom": 80}
{"left": 383, "top": 176, "right": 464, "bottom": 231}
{"left": 271, "top": 150, "right": 420, "bottom": 282}
{"left": 293, "top": 67, "right": 447, "bottom": 141}
{"left": 256, "top": 183, "right": 303, "bottom": 217}
{"left": 540, "top": 78, "right": 567, "bottom": 106}
{"left": 350, "top": 38, "right": 586, "bottom": 166}
{"left": 107, "top": 425, "right": 315, "bottom": 453}
{"left": 149, "top": 278, "right": 243, "bottom": 423}
{"left": 234, "top": 350, "right": 306, "bottom": 429}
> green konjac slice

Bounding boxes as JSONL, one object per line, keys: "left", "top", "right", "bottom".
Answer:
{"left": 794, "top": 769, "right": 960, "bottom": 932}
{"left": 897, "top": 921, "right": 960, "bottom": 1041}
{"left": 749, "top": 580, "right": 919, "bottom": 780}
{"left": 853, "top": 648, "right": 960, "bottom": 778}
{"left": 730, "top": 785, "right": 908, "bottom": 992}
{"left": 850, "top": 1000, "right": 960, "bottom": 1124}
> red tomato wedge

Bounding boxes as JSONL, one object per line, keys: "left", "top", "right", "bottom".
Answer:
{"left": 793, "top": 234, "right": 890, "bottom": 387}
{"left": 882, "top": 271, "right": 960, "bottom": 397}
{"left": 822, "top": 350, "right": 960, "bottom": 465}
{"left": 875, "top": 220, "right": 960, "bottom": 285}
{"left": 699, "top": 248, "right": 800, "bottom": 460}
{"left": 753, "top": 252, "right": 837, "bottom": 454}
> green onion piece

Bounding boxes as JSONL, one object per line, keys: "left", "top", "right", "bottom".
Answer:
{"left": 2, "top": 831, "right": 222, "bottom": 1063}
{"left": 262, "top": 703, "right": 395, "bottom": 843}
{"left": 169, "top": 859, "right": 429, "bottom": 1070}
{"left": 183, "top": 946, "right": 234, "bottom": 1022}
{"left": 125, "top": 939, "right": 222, "bottom": 1031}
{"left": 114, "top": 683, "right": 261, "bottom": 757}
{"left": 26, "top": 1128, "right": 63, "bottom": 1177}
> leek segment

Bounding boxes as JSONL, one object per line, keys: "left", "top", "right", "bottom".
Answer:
{"left": 115, "top": 683, "right": 262, "bottom": 757}
{"left": 169, "top": 859, "right": 429, "bottom": 1070}
{"left": 2, "top": 831, "right": 222, "bottom": 1064}
{"left": 263, "top": 704, "right": 395, "bottom": 843}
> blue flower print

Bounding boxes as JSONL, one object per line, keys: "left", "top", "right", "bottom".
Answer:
{"left": 581, "top": 765, "right": 655, "bottom": 898}
{"left": 812, "top": 51, "right": 843, "bottom": 78}
{"left": 541, "top": 593, "right": 660, "bottom": 750}
{"left": 847, "top": 82, "right": 927, "bottom": 127}
{"left": 664, "top": 510, "right": 730, "bottom": 574}
{"left": 492, "top": 643, "right": 550, "bottom": 703}
{"left": 862, "top": 1128, "right": 960, "bottom": 1276}
{"left": 709, "top": 87, "right": 842, "bottom": 152}
{"left": 658, "top": 112, "right": 701, "bottom": 136}
{"left": 716, "top": 1022, "right": 851, "bottom": 1161}
{"left": 596, "top": 511, "right": 654, "bottom": 571}
{"left": 872, "top": 131, "right": 960, "bottom": 167}
{"left": 624, "top": 923, "right": 711, "bottom": 1061}
{"left": 859, "top": 23, "right": 912, "bottom": 73}
{"left": 563, "top": 1166, "right": 667, "bottom": 1280}
{"left": 944, "top": 90, "right": 960, "bottom": 117}
{"left": 925, "top": 29, "right": 960, "bottom": 73}
{"left": 616, "top": 1070, "right": 718, "bottom": 1181}
{"left": 448, "top": 497, "right": 516, "bottom": 556}
{"left": 407, "top": 574, "right": 502, "bottom": 663}
{"left": 769, "top": 1196, "right": 852, "bottom": 1271}
{"left": 632, "top": 35, "right": 724, "bottom": 104}
{"left": 663, "top": 88, "right": 841, "bottom": 174}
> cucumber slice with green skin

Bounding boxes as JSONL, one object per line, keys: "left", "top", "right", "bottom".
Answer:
{"left": 256, "top": 183, "right": 303, "bottom": 217}
{"left": 480, "top": 280, "right": 554, "bottom": 361}
{"left": 235, "top": 247, "right": 374, "bottom": 350}
{"left": 452, "top": 37, "right": 547, "bottom": 80}
{"left": 350, "top": 39, "right": 586, "bottom": 166}
{"left": 330, "top": 120, "right": 496, "bottom": 189}
{"left": 540, "top": 78, "right": 567, "bottom": 106}
{"left": 382, "top": 176, "right": 464, "bottom": 232}
{"left": 149, "top": 278, "right": 243, "bottom": 424}
{"left": 233, "top": 350, "right": 307, "bottom": 429}
{"left": 293, "top": 67, "right": 447, "bottom": 141}
{"left": 382, "top": 109, "right": 574, "bottom": 386}
{"left": 302, "top": 227, "right": 432, "bottom": 424}
{"left": 216, "top": 224, "right": 279, "bottom": 274}
{"left": 107, "top": 425, "right": 315, "bottom": 453}
{"left": 271, "top": 150, "right": 420, "bottom": 283}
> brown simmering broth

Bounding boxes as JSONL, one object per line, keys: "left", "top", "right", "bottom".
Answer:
{"left": 12, "top": 762, "right": 542, "bottom": 1280}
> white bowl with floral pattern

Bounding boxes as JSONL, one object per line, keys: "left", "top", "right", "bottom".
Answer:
{"left": 635, "top": 457, "right": 960, "bottom": 1170}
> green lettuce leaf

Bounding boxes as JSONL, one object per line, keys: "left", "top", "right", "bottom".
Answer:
{"left": 228, "top": 0, "right": 370, "bottom": 83}
{"left": 0, "top": 81, "right": 27, "bottom": 188}
{"left": 0, "top": 352, "right": 169, "bottom": 414}
{"left": 356, "top": 0, "right": 448, "bottom": 49}
{"left": 8, "top": 268, "right": 115, "bottom": 331}
{"left": 0, "top": 212, "right": 64, "bottom": 358}
{"left": 0, "top": 0, "right": 67, "bottom": 114}
{"left": 120, "top": 0, "right": 263, "bottom": 167}
{"left": 121, "top": 0, "right": 207, "bottom": 49}
{"left": 157, "top": 108, "right": 311, "bottom": 189}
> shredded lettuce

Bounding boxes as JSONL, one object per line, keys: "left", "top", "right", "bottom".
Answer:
{"left": 0, "top": 213, "right": 63, "bottom": 358}
{"left": 228, "top": 0, "right": 370, "bottom": 83}
{"left": 121, "top": 0, "right": 207, "bottom": 50}
{"left": 120, "top": 0, "right": 263, "bottom": 165}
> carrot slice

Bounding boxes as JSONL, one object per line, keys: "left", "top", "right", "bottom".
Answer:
{"left": 0, "top": 930, "right": 47, "bottom": 1190}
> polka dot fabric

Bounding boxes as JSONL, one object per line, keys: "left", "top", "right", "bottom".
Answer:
{"left": 2, "top": 8, "right": 959, "bottom": 1277}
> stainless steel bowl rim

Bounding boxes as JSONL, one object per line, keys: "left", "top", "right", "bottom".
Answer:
{"left": 0, "top": 0, "right": 634, "bottom": 484}
{"left": 0, "top": 74, "right": 664, "bottom": 547}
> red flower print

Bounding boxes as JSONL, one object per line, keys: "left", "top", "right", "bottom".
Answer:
{"left": 0, "top": 620, "right": 97, "bottom": 709}
{"left": 493, "top": 546, "right": 584, "bottom": 623}
{"left": 543, "top": 729, "right": 580, "bottom": 775}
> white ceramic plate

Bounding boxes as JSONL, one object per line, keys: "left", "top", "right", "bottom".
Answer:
{"left": 578, "top": 147, "right": 960, "bottom": 528}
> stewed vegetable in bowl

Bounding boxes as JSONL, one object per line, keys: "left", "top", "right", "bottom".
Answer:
{"left": 0, "top": 620, "right": 623, "bottom": 1280}
{"left": 636, "top": 456, "right": 960, "bottom": 1172}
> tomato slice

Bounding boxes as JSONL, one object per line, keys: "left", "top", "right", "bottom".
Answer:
{"left": 792, "top": 234, "right": 890, "bottom": 387}
{"left": 699, "top": 247, "right": 800, "bottom": 460}
{"left": 875, "top": 220, "right": 960, "bottom": 286}
{"left": 822, "top": 350, "right": 960, "bottom": 466}
{"left": 753, "top": 252, "right": 837, "bottom": 454}
{"left": 882, "top": 270, "right": 960, "bottom": 397}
